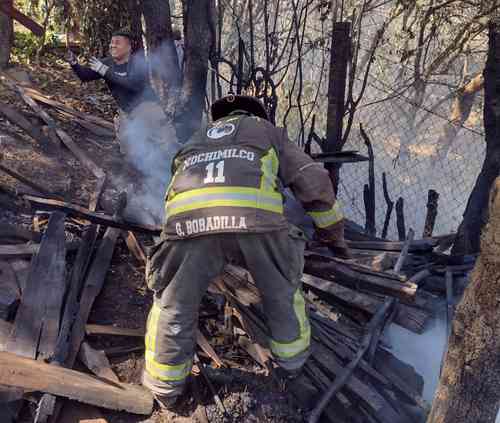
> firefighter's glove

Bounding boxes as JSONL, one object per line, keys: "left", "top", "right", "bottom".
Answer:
{"left": 315, "top": 219, "right": 353, "bottom": 259}
{"left": 89, "top": 57, "right": 109, "bottom": 76}
{"left": 66, "top": 50, "right": 78, "bottom": 65}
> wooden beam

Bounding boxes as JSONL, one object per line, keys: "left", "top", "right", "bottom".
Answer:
{"left": 22, "top": 86, "right": 115, "bottom": 132}
{"left": 0, "top": 3, "right": 44, "bottom": 36}
{"left": 0, "top": 240, "right": 78, "bottom": 259}
{"left": 6, "top": 212, "right": 66, "bottom": 360}
{"left": 24, "top": 195, "right": 161, "bottom": 235}
{"left": 304, "top": 255, "right": 417, "bottom": 302}
{"left": 0, "top": 102, "right": 51, "bottom": 149}
{"left": 302, "top": 274, "right": 429, "bottom": 334}
{"left": 78, "top": 342, "right": 119, "bottom": 383}
{"left": 0, "top": 351, "right": 153, "bottom": 415}
{"left": 0, "top": 223, "right": 41, "bottom": 243}
{"left": 65, "top": 226, "right": 121, "bottom": 367}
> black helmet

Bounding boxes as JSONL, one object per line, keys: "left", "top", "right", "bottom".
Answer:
{"left": 211, "top": 95, "right": 269, "bottom": 121}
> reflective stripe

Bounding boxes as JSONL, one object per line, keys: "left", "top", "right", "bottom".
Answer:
{"left": 308, "top": 202, "right": 343, "bottom": 228}
{"left": 144, "top": 303, "right": 192, "bottom": 382}
{"left": 260, "top": 148, "right": 279, "bottom": 191}
{"left": 145, "top": 351, "right": 192, "bottom": 382}
{"left": 166, "top": 187, "right": 283, "bottom": 217}
{"left": 270, "top": 289, "right": 311, "bottom": 359}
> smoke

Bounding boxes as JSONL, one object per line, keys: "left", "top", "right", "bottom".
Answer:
{"left": 388, "top": 303, "right": 447, "bottom": 402}
{"left": 112, "top": 42, "right": 185, "bottom": 226}
{"left": 119, "top": 104, "right": 180, "bottom": 226}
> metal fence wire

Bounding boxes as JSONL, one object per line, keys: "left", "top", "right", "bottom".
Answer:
{"left": 335, "top": 74, "right": 485, "bottom": 239}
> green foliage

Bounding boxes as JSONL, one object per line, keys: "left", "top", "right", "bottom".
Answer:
{"left": 11, "top": 30, "right": 60, "bottom": 63}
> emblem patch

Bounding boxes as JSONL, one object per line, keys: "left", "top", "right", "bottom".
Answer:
{"left": 207, "top": 123, "right": 235, "bottom": 139}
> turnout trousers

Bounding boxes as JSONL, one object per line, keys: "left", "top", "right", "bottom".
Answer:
{"left": 142, "top": 227, "right": 311, "bottom": 397}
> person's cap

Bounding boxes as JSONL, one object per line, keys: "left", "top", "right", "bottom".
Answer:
{"left": 112, "top": 29, "right": 133, "bottom": 41}
{"left": 211, "top": 95, "right": 269, "bottom": 121}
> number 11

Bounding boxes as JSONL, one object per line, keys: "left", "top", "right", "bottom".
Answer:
{"left": 204, "top": 161, "right": 226, "bottom": 183}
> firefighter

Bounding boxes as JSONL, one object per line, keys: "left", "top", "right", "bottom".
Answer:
{"left": 143, "top": 95, "right": 350, "bottom": 408}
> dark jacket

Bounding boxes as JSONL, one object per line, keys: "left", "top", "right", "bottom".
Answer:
{"left": 71, "top": 53, "right": 158, "bottom": 112}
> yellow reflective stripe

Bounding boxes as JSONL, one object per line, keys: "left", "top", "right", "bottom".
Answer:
{"left": 144, "top": 303, "right": 192, "bottom": 382}
{"left": 145, "top": 351, "right": 192, "bottom": 382}
{"left": 270, "top": 289, "right": 311, "bottom": 359}
{"left": 166, "top": 187, "right": 284, "bottom": 217}
{"left": 146, "top": 302, "right": 161, "bottom": 353}
{"left": 260, "top": 148, "right": 279, "bottom": 191}
{"left": 308, "top": 202, "right": 343, "bottom": 228}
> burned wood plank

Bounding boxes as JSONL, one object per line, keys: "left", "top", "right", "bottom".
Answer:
{"left": 0, "top": 102, "right": 51, "bottom": 148}
{"left": 304, "top": 256, "right": 417, "bottom": 302}
{"left": 85, "top": 324, "right": 224, "bottom": 368}
{"left": 54, "top": 225, "right": 99, "bottom": 364}
{"left": 78, "top": 342, "right": 119, "bottom": 383}
{"left": 381, "top": 172, "right": 394, "bottom": 239}
{"left": 58, "top": 401, "right": 108, "bottom": 423}
{"left": 65, "top": 225, "right": 121, "bottom": 367}
{"left": 85, "top": 324, "right": 144, "bottom": 338}
{"left": 0, "top": 223, "right": 41, "bottom": 243}
{"left": 6, "top": 212, "right": 66, "bottom": 359}
{"left": 302, "top": 274, "right": 429, "bottom": 333}
{"left": 393, "top": 228, "right": 415, "bottom": 274}
{"left": 423, "top": 189, "right": 440, "bottom": 238}
{"left": 0, "top": 157, "right": 61, "bottom": 198}
{"left": 89, "top": 176, "right": 106, "bottom": 212}
{"left": 1, "top": 76, "right": 105, "bottom": 179}
{"left": 0, "top": 240, "right": 78, "bottom": 259}
{"left": 396, "top": 197, "right": 406, "bottom": 241}
{"left": 360, "top": 123, "right": 376, "bottom": 237}
{"left": 22, "top": 87, "right": 115, "bottom": 132}
{"left": 0, "top": 351, "right": 153, "bottom": 414}
{"left": 0, "top": 261, "right": 20, "bottom": 320}
{"left": 123, "top": 231, "right": 147, "bottom": 265}
{"left": 24, "top": 195, "right": 161, "bottom": 235}
{"left": 308, "top": 298, "right": 397, "bottom": 423}
{"left": 346, "top": 238, "right": 437, "bottom": 253}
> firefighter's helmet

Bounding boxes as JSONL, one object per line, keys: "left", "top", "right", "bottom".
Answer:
{"left": 211, "top": 95, "right": 269, "bottom": 121}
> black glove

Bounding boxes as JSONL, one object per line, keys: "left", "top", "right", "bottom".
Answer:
{"left": 315, "top": 219, "right": 353, "bottom": 259}
{"left": 66, "top": 50, "right": 78, "bottom": 65}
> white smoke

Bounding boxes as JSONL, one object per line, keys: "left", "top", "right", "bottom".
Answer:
{"left": 119, "top": 106, "right": 180, "bottom": 226}
{"left": 113, "top": 42, "right": 185, "bottom": 226}
{"left": 388, "top": 303, "right": 447, "bottom": 402}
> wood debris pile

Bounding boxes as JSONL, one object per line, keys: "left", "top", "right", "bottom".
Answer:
{"left": 0, "top": 75, "right": 476, "bottom": 423}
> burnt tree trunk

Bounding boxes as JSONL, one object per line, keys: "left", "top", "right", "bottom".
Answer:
{"left": 453, "top": 21, "right": 500, "bottom": 254}
{"left": 427, "top": 177, "right": 500, "bottom": 423}
{"left": 0, "top": 0, "right": 13, "bottom": 69}
{"left": 141, "top": 0, "right": 181, "bottom": 117}
{"left": 174, "top": 0, "right": 214, "bottom": 143}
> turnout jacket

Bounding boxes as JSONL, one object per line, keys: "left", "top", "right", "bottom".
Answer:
{"left": 163, "top": 112, "right": 343, "bottom": 239}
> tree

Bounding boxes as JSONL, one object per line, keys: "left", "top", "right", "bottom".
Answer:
{"left": 427, "top": 176, "right": 500, "bottom": 423}
{"left": 453, "top": 19, "right": 500, "bottom": 254}
{"left": 0, "top": 0, "right": 13, "bottom": 69}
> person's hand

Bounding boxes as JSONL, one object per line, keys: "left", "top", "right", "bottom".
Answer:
{"left": 66, "top": 50, "right": 78, "bottom": 65}
{"left": 89, "top": 57, "right": 109, "bottom": 76}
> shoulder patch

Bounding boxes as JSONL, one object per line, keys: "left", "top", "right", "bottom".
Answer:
{"left": 207, "top": 123, "right": 236, "bottom": 139}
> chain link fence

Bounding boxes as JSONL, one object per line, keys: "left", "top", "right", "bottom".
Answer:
{"left": 336, "top": 75, "right": 485, "bottom": 239}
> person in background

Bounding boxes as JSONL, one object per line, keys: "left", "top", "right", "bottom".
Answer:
{"left": 67, "top": 30, "right": 173, "bottom": 158}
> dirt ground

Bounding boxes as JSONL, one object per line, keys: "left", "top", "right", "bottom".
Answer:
{"left": 0, "top": 60, "right": 305, "bottom": 422}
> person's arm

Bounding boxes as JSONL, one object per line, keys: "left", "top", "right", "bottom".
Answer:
{"left": 70, "top": 62, "right": 103, "bottom": 82}
{"left": 274, "top": 128, "right": 351, "bottom": 257}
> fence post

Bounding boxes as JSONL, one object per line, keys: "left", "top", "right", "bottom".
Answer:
{"left": 325, "top": 21, "right": 351, "bottom": 194}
